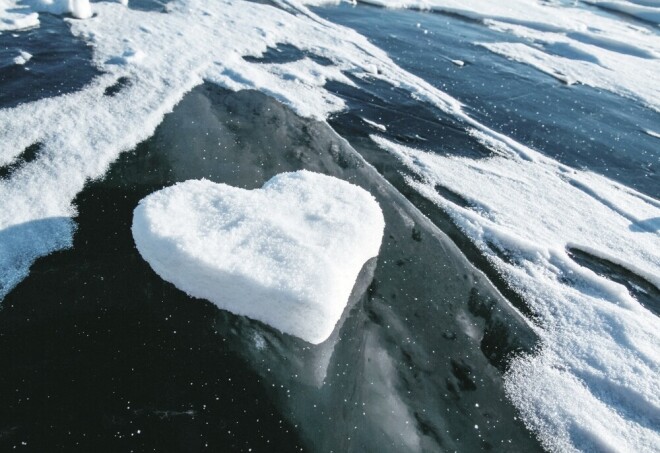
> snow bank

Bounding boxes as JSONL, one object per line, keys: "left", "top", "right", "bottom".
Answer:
{"left": 31, "top": 0, "right": 91, "bottom": 19}
{"left": 132, "top": 172, "right": 384, "bottom": 344}
{"left": 373, "top": 134, "right": 660, "bottom": 453}
{"left": 351, "top": 0, "right": 660, "bottom": 111}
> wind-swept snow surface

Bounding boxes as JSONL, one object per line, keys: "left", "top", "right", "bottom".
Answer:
{"left": 374, "top": 134, "right": 660, "bottom": 453}
{"left": 132, "top": 171, "right": 385, "bottom": 344}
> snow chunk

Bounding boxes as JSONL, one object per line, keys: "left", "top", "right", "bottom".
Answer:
{"left": 132, "top": 171, "right": 385, "bottom": 344}
{"left": 24, "top": 0, "right": 92, "bottom": 19}
{"left": 361, "top": 116, "right": 387, "bottom": 131}
{"left": 0, "top": 0, "right": 91, "bottom": 31}
{"left": 13, "top": 51, "right": 33, "bottom": 65}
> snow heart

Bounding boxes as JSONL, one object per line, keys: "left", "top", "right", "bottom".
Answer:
{"left": 132, "top": 171, "right": 384, "bottom": 344}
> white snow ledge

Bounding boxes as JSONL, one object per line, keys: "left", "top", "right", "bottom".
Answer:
{"left": 132, "top": 171, "right": 385, "bottom": 344}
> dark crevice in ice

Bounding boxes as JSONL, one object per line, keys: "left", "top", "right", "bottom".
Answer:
{"left": 243, "top": 43, "right": 334, "bottom": 66}
{"left": 103, "top": 76, "right": 131, "bottom": 97}
{"left": 325, "top": 78, "right": 495, "bottom": 160}
{"left": 568, "top": 247, "right": 660, "bottom": 316}
{"left": 449, "top": 359, "right": 477, "bottom": 391}
{"left": 433, "top": 184, "right": 472, "bottom": 209}
{"left": 0, "top": 143, "right": 42, "bottom": 180}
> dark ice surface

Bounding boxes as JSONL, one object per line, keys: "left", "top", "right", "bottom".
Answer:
{"left": 3, "top": 2, "right": 659, "bottom": 452}
{"left": 0, "top": 14, "right": 99, "bottom": 109}
{"left": 315, "top": 3, "right": 660, "bottom": 199}
{"left": 0, "top": 86, "right": 541, "bottom": 452}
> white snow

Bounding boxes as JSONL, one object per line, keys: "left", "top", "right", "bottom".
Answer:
{"left": 361, "top": 116, "right": 387, "bottom": 131}
{"left": 25, "top": 0, "right": 92, "bottom": 19}
{"left": 132, "top": 171, "right": 385, "bottom": 344}
{"left": 0, "top": 0, "right": 39, "bottom": 31}
{"left": 373, "top": 134, "right": 660, "bottom": 453}
{"left": 0, "top": 0, "right": 91, "bottom": 32}
{"left": 13, "top": 50, "right": 32, "bottom": 65}
{"left": 584, "top": 0, "right": 660, "bottom": 25}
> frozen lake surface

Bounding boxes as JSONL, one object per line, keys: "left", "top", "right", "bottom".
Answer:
{"left": 0, "top": 0, "right": 658, "bottom": 451}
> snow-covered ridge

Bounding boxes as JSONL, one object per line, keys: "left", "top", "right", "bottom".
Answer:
{"left": 373, "top": 134, "right": 660, "bottom": 453}
{"left": 132, "top": 172, "right": 385, "bottom": 344}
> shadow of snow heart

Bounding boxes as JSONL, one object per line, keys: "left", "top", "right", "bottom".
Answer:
{"left": 132, "top": 170, "right": 385, "bottom": 344}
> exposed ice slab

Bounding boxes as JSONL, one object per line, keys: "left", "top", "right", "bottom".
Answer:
{"left": 352, "top": 0, "right": 660, "bottom": 111}
{"left": 132, "top": 171, "right": 385, "bottom": 344}
{"left": 374, "top": 135, "right": 660, "bottom": 453}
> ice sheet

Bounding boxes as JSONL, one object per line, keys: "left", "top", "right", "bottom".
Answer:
{"left": 350, "top": 0, "right": 660, "bottom": 111}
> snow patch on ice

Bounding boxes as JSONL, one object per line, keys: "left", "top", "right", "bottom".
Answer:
{"left": 13, "top": 50, "right": 32, "bottom": 65}
{"left": 373, "top": 134, "right": 660, "bottom": 453}
{"left": 0, "top": 0, "right": 39, "bottom": 30}
{"left": 361, "top": 116, "right": 387, "bottom": 131}
{"left": 584, "top": 0, "right": 660, "bottom": 25}
{"left": 645, "top": 128, "right": 660, "bottom": 139}
{"left": 132, "top": 171, "right": 385, "bottom": 344}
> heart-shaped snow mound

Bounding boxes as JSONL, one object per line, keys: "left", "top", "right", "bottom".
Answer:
{"left": 132, "top": 170, "right": 384, "bottom": 344}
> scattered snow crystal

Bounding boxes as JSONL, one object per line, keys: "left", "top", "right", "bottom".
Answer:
{"left": 132, "top": 171, "right": 385, "bottom": 344}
